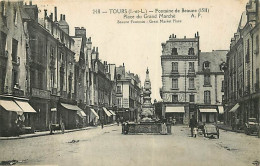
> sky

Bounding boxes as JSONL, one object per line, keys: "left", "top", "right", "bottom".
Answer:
{"left": 30, "top": 0, "right": 248, "bottom": 101}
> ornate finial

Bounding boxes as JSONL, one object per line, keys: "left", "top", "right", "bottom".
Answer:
{"left": 146, "top": 67, "right": 149, "bottom": 74}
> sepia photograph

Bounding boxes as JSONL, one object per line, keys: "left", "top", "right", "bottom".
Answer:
{"left": 0, "top": 0, "right": 259, "bottom": 165}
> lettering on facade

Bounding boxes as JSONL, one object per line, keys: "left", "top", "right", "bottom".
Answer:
{"left": 32, "top": 88, "right": 51, "bottom": 99}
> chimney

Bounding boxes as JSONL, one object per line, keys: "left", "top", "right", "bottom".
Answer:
{"left": 96, "top": 47, "right": 99, "bottom": 53}
{"left": 184, "top": 36, "right": 186, "bottom": 39}
{"left": 54, "top": 7, "right": 57, "bottom": 22}
{"left": 197, "top": 31, "right": 199, "bottom": 37}
{"left": 29, "top": 0, "right": 32, "bottom": 5}
{"left": 50, "top": 13, "right": 53, "bottom": 21}
{"left": 44, "top": 9, "right": 47, "bottom": 17}
{"left": 195, "top": 33, "right": 197, "bottom": 37}
{"left": 60, "top": 14, "right": 62, "bottom": 21}
{"left": 89, "top": 37, "right": 91, "bottom": 41}
{"left": 175, "top": 35, "right": 176, "bottom": 38}
{"left": 63, "top": 15, "right": 66, "bottom": 21}
{"left": 123, "top": 63, "right": 125, "bottom": 67}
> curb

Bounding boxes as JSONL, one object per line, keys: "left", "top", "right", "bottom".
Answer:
{"left": 0, "top": 123, "right": 117, "bottom": 140}
{"left": 217, "top": 125, "right": 244, "bottom": 133}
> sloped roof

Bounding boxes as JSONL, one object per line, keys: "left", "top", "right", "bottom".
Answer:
{"left": 199, "top": 50, "right": 227, "bottom": 72}
{"left": 238, "top": 11, "right": 247, "bottom": 30}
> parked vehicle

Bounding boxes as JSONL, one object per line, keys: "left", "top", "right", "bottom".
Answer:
{"left": 244, "top": 118, "right": 258, "bottom": 135}
{"left": 49, "top": 121, "right": 65, "bottom": 134}
{"left": 204, "top": 124, "right": 219, "bottom": 139}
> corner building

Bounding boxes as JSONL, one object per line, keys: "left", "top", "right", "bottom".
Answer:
{"left": 160, "top": 33, "right": 200, "bottom": 124}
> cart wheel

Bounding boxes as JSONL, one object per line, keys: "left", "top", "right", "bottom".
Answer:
{"left": 61, "top": 123, "right": 65, "bottom": 134}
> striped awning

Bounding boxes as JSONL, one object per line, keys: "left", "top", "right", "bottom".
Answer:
{"left": 109, "top": 110, "right": 116, "bottom": 116}
{"left": 103, "top": 107, "right": 112, "bottom": 116}
{"left": 199, "top": 108, "right": 217, "bottom": 113}
{"left": 15, "top": 100, "right": 36, "bottom": 113}
{"left": 229, "top": 103, "right": 239, "bottom": 112}
{"left": 0, "top": 99, "right": 23, "bottom": 113}
{"left": 165, "top": 106, "right": 185, "bottom": 113}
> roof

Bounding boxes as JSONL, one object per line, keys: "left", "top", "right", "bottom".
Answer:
{"left": 238, "top": 11, "right": 247, "bottom": 30}
{"left": 199, "top": 50, "right": 228, "bottom": 72}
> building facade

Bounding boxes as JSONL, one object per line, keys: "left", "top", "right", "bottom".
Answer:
{"left": 116, "top": 64, "right": 142, "bottom": 121}
{"left": 224, "top": 0, "right": 259, "bottom": 128}
{"left": 196, "top": 51, "right": 227, "bottom": 123}
{"left": 0, "top": 1, "right": 38, "bottom": 136}
{"left": 160, "top": 33, "right": 200, "bottom": 124}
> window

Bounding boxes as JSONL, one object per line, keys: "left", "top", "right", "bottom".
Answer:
{"left": 0, "top": 32, "right": 7, "bottom": 56}
{"left": 50, "top": 70, "right": 55, "bottom": 88}
{"left": 117, "top": 86, "right": 121, "bottom": 93}
{"left": 172, "top": 95, "right": 178, "bottom": 102}
{"left": 203, "top": 61, "right": 210, "bottom": 70}
{"left": 188, "top": 48, "right": 194, "bottom": 55}
{"left": 256, "top": 35, "right": 259, "bottom": 55}
{"left": 246, "top": 39, "right": 250, "bottom": 63}
{"left": 117, "top": 98, "right": 122, "bottom": 107}
{"left": 256, "top": 68, "right": 259, "bottom": 91}
{"left": 189, "top": 78, "right": 195, "bottom": 89}
{"left": 189, "top": 62, "right": 195, "bottom": 71}
{"left": 0, "top": 67, "right": 6, "bottom": 93}
{"left": 221, "top": 80, "right": 224, "bottom": 92}
{"left": 171, "top": 48, "right": 178, "bottom": 55}
{"left": 12, "top": 39, "right": 18, "bottom": 63}
{"left": 204, "top": 91, "right": 211, "bottom": 104}
{"left": 172, "top": 62, "right": 178, "bottom": 72}
{"left": 172, "top": 78, "right": 178, "bottom": 89}
{"left": 38, "top": 71, "right": 44, "bottom": 89}
{"left": 12, "top": 69, "right": 18, "bottom": 88}
{"left": 204, "top": 75, "right": 210, "bottom": 85}
{"left": 13, "top": 8, "right": 18, "bottom": 25}
{"left": 247, "top": 70, "right": 250, "bottom": 90}
{"left": 1, "top": 2, "right": 6, "bottom": 17}
{"left": 189, "top": 94, "right": 195, "bottom": 102}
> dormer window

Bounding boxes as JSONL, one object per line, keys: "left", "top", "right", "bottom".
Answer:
{"left": 188, "top": 48, "right": 194, "bottom": 55}
{"left": 117, "top": 74, "right": 121, "bottom": 80}
{"left": 171, "top": 48, "right": 178, "bottom": 55}
{"left": 1, "top": 2, "right": 6, "bottom": 17}
{"left": 203, "top": 61, "right": 210, "bottom": 70}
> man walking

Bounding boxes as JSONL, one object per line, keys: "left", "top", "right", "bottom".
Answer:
{"left": 189, "top": 115, "right": 197, "bottom": 137}
{"left": 100, "top": 116, "right": 104, "bottom": 129}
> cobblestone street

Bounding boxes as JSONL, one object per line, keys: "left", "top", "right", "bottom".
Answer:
{"left": 0, "top": 125, "right": 259, "bottom": 166}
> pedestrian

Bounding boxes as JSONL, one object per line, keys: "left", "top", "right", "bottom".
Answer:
{"left": 189, "top": 115, "right": 197, "bottom": 137}
{"left": 117, "top": 117, "right": 120, "bottom": 126}
{"left": 100, "top": 116, "right": 104, "bottom": 129}
{"left": 193, "top": 127, "right": 198, "bottom": 138}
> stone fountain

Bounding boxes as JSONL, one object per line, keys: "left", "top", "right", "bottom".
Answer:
{"left": 124, "top": 68, "right": 171, "bottom": 134}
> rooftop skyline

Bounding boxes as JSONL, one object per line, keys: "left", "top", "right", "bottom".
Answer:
{"left": 31, "top": 0, "right": 248, "bottom": 101}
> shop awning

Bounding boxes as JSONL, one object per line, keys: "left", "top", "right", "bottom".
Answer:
{"left": 77, "top": 110, "right": 87, "bottom": 117}
{"left": 90, "top": 109, "right": 99, "bottom": 118}
{"left": 109, "top": 110, "right": 116, "bottom": 116}
{"left": 60, "top": 103, "right": 82, "bottom": 111}
{"left": 15, "top": 100, "right": 36, "bottom": 113}
{"left": 0, "top": 99, "right": 23, "bottom": 112}
{"left": 103, "top": 107, "right": 112, "bottom": 116}
{"left": 51, "top": 108, "right": 57, "bottom": 112}
{"left": 229, "top": 103, "right": 239, "bottom": 112}
{"left": 199, "top": 108, "right": 217, "bottom": 113}
{"left": 165, "top": 106, "right": 185, "bottom": 113}
{"left": 218, "top": 106, "right": 224, "bottom": 114}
